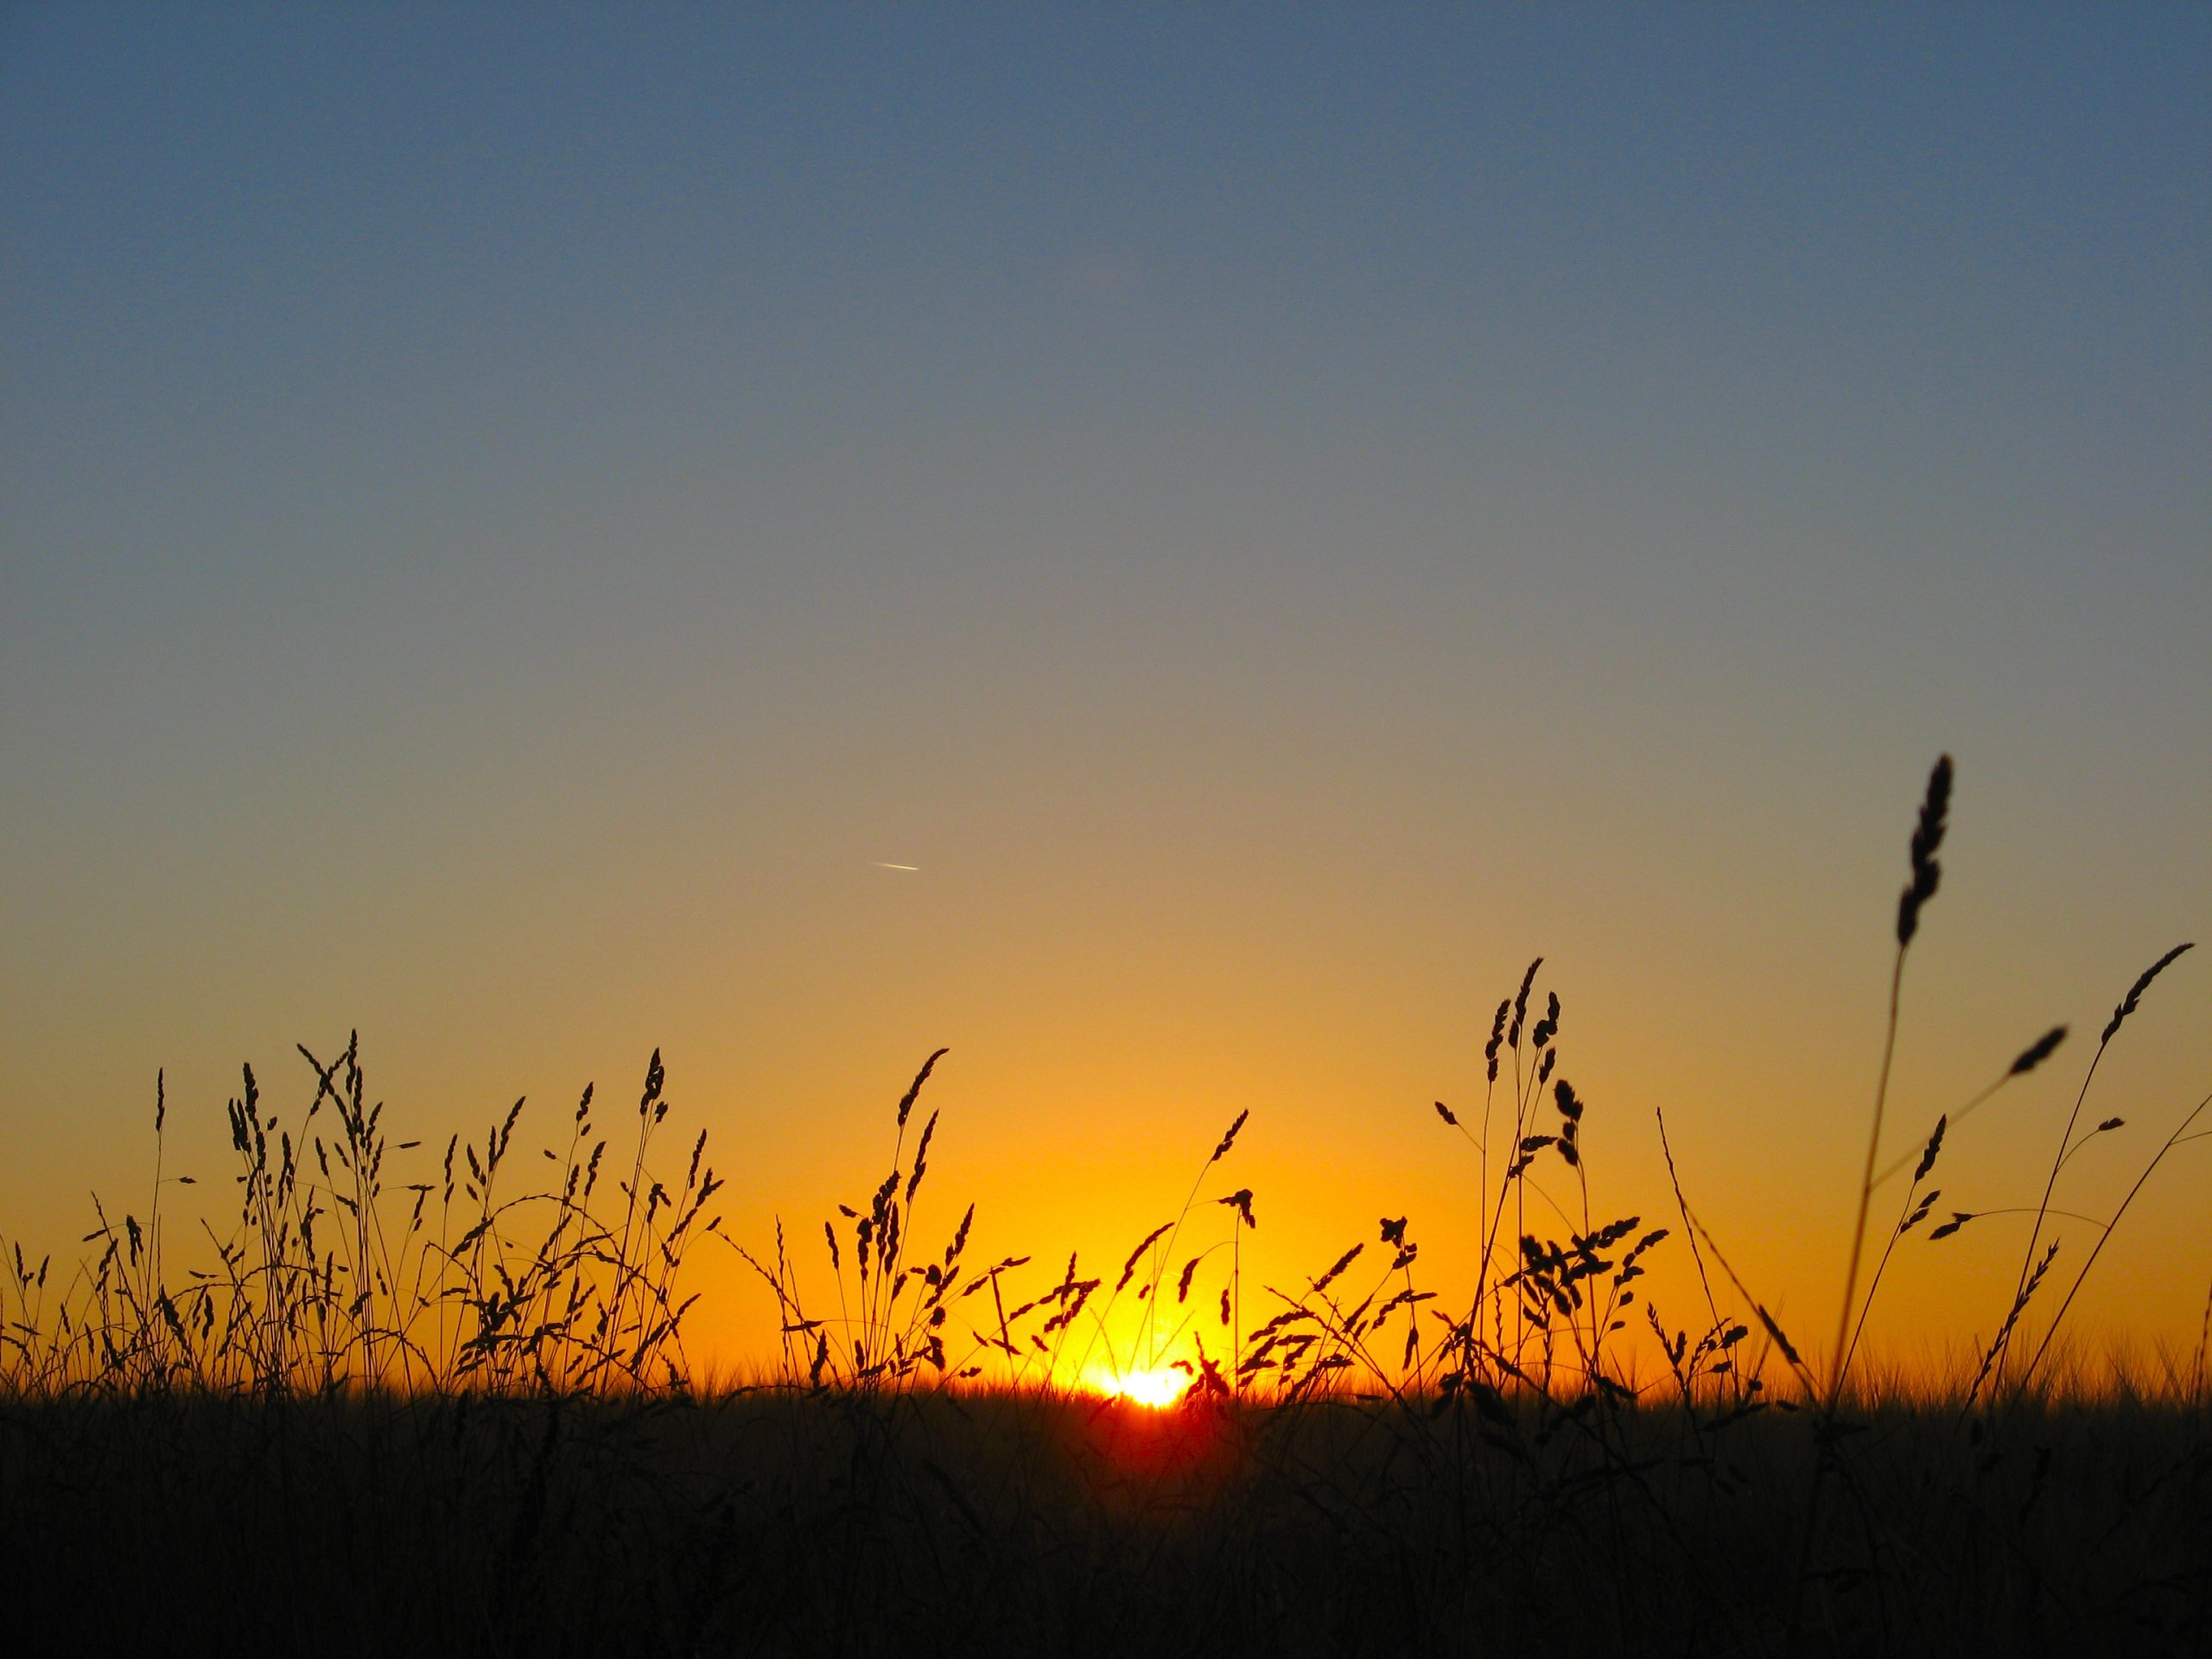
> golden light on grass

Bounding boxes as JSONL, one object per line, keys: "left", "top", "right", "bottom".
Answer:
{"left": 1087, "top": 1363, "right": 1187, "bottom": 1408}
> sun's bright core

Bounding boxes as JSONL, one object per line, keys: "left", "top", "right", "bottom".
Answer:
{"left": 1094, "top": 1366, "right": 1186, "bottom": 1408}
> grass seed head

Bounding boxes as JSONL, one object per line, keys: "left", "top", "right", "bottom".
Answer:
{"left": 2101, "top": 943, "right": 2194, "bottom": 1046}
{"left": 1897, "top": 753, "right": 1954, "bottom": 946}
{"left": 2009, "top": 1025, "right": 2068, "bottom": 1076}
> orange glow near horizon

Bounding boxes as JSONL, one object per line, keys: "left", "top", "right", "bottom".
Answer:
{"left": 1087, "top": 1365, "right": 1190, "bottom": 1408}
{"left": 4, "top": 3, "right": 2211, "bottom": 1417}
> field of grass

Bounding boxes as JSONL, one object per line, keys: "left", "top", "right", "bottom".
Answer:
{"left": 4, "top": 758, "right": 2206, "bottom": 1655}
{"left": 9, "top": 1385, "right": 2210, "bottom": 1654}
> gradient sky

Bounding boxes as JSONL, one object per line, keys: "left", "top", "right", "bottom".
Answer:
{"left": 3, "top": 5, "right": 2207, "bottom": 1377}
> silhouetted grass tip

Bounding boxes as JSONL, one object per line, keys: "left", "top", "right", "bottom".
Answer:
{"left": 1896, "top": 753, "right": 1953, "bottom": 946}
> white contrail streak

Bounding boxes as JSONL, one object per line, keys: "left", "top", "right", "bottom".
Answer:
{"left": 871, "top": 861, "right": 920, "bottom": 871}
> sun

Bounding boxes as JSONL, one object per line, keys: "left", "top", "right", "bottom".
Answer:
{"left": 1091, "top": 1365, "right": 1187, "bottom": 1408}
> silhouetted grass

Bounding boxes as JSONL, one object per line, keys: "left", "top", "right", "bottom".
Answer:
{"left": 2, "top": 757, "right": 2206, "bottom": 1656}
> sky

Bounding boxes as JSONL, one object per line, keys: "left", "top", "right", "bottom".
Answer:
{"left": 3, "top": 4, "right": 2207, "bottom": 1382}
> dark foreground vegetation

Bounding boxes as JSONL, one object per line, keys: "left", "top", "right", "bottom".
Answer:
{"left": 4, "top": 759, "right": 2206, "bottom": 1655}
{"left": 5, "top": 1386, "right": 2211, "bottom": 1655}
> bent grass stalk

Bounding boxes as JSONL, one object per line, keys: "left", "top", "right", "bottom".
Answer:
{"left": 1985, "top": 942, "right": 2196, "bottom": 1402}
{"left": 2009, "top": 1085, "right": 2212, "bottom": 1403}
